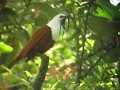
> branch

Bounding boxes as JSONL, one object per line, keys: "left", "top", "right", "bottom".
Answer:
{"left": 83, "top": 39, "right": 117, "bottom": 61}
{"left": 83, "top": 40, "right": 116, "bottom": 78}
{"left": 8, "top": 83, "right": 27, "bottom": 90}
{"left": 32, "top": 55, "right": 49, "bottom": 90}
{"left": 75, "top": 0, "right": 91, "bottom": 84}
{"left": 117, "top": 60, "right": 120, "bottom": 85}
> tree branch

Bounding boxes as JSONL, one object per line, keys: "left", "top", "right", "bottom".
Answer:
{"left": 32, "top": 55, "right": 49, "bottom": 90}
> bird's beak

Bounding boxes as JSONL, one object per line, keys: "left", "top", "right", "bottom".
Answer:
{"left": 61, "top": 15, "right": 69, "bottom": 29}
{"left": 63, "top": 15, "right": 69, "bottom": 20}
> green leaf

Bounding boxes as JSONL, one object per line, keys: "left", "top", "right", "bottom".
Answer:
{"left": 0, "top": 42, "right": 13, "bottom": 53}
{"left": 0, "top": 65, "right": 11, "bottom": 74}
{"left": 24, "top": 71, "right": 32, "bottom": 77}
{"left": 34, "top": 12, "right": 48, "bottom": 26}
{"left": 96, "top": 0, "right": 120, "bottom": 19}
{"left": 0, "top": 7, "right": 17, "bottom": 25}
{"left": 24, "top": 0, "right": 32, "bottom": 6}
{"left": 51, "top": 80, "right": 61, "bottom": 90}
{"left": 88, "top": 16, "right": 117, "bottom": 44}
{"left": 103, "top": 47, "right": 120, "bottom": 63}
{"left": 30, "top": 2, "right": 58, "bottom": 17}
{"left": 30, "top": 2, "right": 58, "bottom": 21}
{"left": 98, "top": 65, "right": 103, "bottom": 73}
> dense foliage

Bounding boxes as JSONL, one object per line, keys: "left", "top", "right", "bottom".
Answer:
{"left": 0, "top": 0, "right": 120, "bottom": 90}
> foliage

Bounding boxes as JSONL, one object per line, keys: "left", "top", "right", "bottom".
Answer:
{"left": 0, "top": 0, "right": 120, "bottom": 90}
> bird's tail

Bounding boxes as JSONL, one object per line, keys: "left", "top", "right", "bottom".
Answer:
{"left": 8, "top": 55, "right": 22, "bottom": 68}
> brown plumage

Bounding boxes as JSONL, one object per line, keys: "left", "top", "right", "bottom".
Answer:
{"left": 8, "top": 13, "right": 68, "bottom": 68}
{"left": 8, "top": 26, "right": 55, "bottom": 68}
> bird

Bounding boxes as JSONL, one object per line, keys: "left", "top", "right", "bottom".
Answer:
{"left": 8, "top": 14, "right": 68, "bottom": 68}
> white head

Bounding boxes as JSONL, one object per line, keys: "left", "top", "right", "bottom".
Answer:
{"left": 47, "top": 14, "right": 67, "bottom": 41}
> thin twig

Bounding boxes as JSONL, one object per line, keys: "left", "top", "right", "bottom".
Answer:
{"left": 83, "top": 39, "right": 116, "bottom": 61}
{"left": 75, "top": 0, "right": 91, "bottom": 83}
{"left": 81, "top": 0, "right": 91, "bottom": 56}
{"left": 83, "top": 42, "right": 115, "bottom": 78}
{"left": 8, "top": 83, "right": 27, "bottom": 90}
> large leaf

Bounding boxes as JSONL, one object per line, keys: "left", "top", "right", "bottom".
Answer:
{"left": 20, "top": 2, "right": 58, "bottom": 26}
{"left": 33, "top": 12, "right": 48, "bottom": 26}
{"left": 0, "top": 7, "right": 17, "bottom": 25}
{"left": 88, "top": 16, "right": 117, "bottom": 43}
{"left": 88, "top": 16, "right": 120, "bottom": 63}
{"left": 103, "top": 46, "right": 120, "bottom": 63}
{"left": 30, "top": 2, "right": 58, "bottom": 17}
{"left": 96, "top": 0, "right": 120, "bottom": 19}
{"left": 29, "top": 2, "right": 58, "bottom": 26}
{"left": 0, "top": 42, "right": 13, "bottom": 53}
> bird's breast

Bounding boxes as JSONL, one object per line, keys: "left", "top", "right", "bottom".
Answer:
{"left": 49, "top": 25, "right": 64, "bottom": 41}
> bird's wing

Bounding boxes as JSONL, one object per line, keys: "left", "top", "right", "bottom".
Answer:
{"left": 8, "top": 26, "right": 53, "bottom": 68}
{"left": 20, "top": 26, "right": 52, "bottom": 57}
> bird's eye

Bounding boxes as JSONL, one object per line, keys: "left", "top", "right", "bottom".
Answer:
{"left": 60, "top": 15, "right": 65, "bottom": 18}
